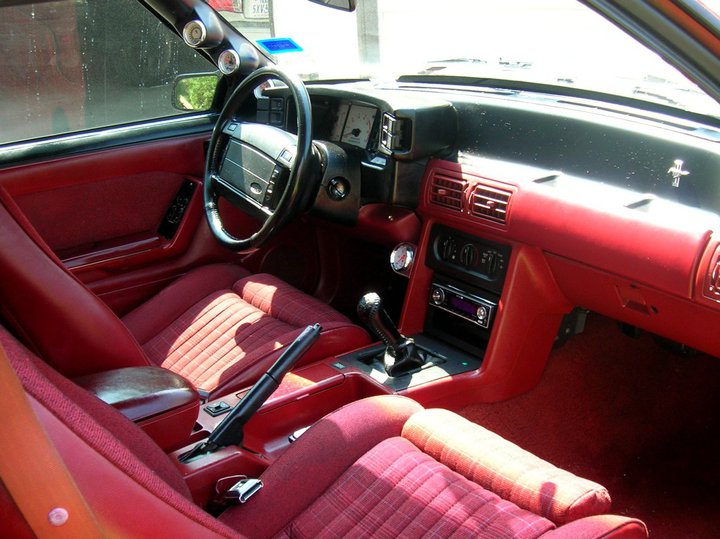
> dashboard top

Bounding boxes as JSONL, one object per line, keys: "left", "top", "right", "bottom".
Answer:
{"left": 259, "top": 80, "right": 720, "bottom": 219}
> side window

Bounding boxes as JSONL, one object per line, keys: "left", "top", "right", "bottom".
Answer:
{"left": 0, "top": 0, "right": 217, "bottom": 146}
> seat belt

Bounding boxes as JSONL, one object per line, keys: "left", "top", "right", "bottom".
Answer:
{"left": 0, "top": 342, "right": 105, "bottom": 538}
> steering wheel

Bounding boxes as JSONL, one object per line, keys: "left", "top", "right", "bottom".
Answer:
{"left": 204, "top": 66, "right": 314, "bottom": 250}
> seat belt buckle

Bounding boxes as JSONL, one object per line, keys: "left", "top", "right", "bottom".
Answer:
{"left": 214, "top": 475, "right": 263, "bottom": 507}
{"left": 228, "top": 477, "right": 263, "bottom": 503}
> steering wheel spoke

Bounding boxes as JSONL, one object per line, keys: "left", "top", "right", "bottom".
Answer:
{"left": 204, "top": 67, "right": 315, "bottom": 251}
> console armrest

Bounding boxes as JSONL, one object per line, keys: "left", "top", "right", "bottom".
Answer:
{"left": 75, "top": 366, "right": 199, "bottom": 451}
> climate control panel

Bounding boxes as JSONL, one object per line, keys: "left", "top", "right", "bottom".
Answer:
{"left": 426, "top": 225, "right": 511, "bottom": 295}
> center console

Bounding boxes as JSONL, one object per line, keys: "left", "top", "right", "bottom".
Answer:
{"left": 171, "top": 362, "right": 387, "bottom": 505}
{"left": 95, "top": 226, "right": 513, "bottom": 509}
{"left": 325, "top": 224, "right": 511, "bottom": 393}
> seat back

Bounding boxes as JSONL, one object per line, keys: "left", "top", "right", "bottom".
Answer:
{"left": 0, "top": 325, "right": 235, "bottom": 537}
{"left": 0, "top": 187, "right": 148, "bottom": 377}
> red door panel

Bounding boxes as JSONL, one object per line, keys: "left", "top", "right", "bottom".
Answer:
{"left": 0, "top": 134, "right": 238, "bottom": 315}
{"left": 13, "top": 171, "right": 185, "bottom": 258}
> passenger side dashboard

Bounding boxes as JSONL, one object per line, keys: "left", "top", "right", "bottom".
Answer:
{"left": 256, "top": 80, "right": 720, "bottom": 396}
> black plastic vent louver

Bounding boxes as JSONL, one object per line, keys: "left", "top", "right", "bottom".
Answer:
{"left": 430, "top": 172, "right": 466, "bottom": 211}
{"left": 707, "top": 252, "right": 720, "bottom": 300}
{"left": 381, "top": 112, "right": 409, "bottom": 153}
{"left": 470, "top": 184, "right": 512, "bottom": 224}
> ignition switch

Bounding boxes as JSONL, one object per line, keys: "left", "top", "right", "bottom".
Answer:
{"left": 327, "top": 177, "right": 350, "bottom": 200}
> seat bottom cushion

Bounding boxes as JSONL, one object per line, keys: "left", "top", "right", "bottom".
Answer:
{"left": 276, "top": 436, "right": 556, "bottom": 539}
{"left": 123, "top": 264, "right": 370, "bottom": 395}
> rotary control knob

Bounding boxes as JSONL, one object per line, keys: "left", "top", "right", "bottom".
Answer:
{"left": 476, "top": 305, "right": 488, "bottom": 322}
{"left": 459, "top": 243, "right": 478, "bottom": 267}
{"left": 440, "top": 236, "right": 457, "bottom": 261}
{"left": 431, "top": 286, "right": 445, "bottom": 305}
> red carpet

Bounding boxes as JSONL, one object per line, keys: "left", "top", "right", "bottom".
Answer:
{"left": 458, "top": 313, "right": 720, "bottom": 538}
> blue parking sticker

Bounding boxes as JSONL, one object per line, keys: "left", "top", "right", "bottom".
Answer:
{"left": 257, "top": 38, "right": 303, "bottom": 55}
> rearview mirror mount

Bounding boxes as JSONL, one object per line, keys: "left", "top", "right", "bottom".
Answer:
{"left": 308, "top": 0, "right": 357, "bottom": 12}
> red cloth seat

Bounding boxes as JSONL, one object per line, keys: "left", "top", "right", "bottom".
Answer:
{"left": 1, "top": 326, "right": 648, "bottom": 539}
{"left": 122, "top": 264, "right": 370, "bottom": 395}
{"left": 0, "top": 188, "right": 370, "bottom": 396}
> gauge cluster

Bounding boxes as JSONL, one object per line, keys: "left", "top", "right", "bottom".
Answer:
{"left": 332, "top": 103, "right": 377, "bottom": 148}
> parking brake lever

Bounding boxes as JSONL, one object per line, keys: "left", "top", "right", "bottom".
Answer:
{"left": 357, "top": 292, "right": 425, "bottom": 377}
{"left": 179, "top": 323, "right": 321, "bottom": 463}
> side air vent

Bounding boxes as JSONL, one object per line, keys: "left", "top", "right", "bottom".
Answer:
{"left": 470, "top": 183, "right": 512, "bottom": 224}
{"left": 430, "top": 172, "right": 467, "bottom": 211}
{"left": 706, "top": 250, "right": 720, "bottom": 300}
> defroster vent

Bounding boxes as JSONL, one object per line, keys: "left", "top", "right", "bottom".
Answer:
{"left": 430, "top": 172, "right": 467, "bottom": 211}
{"left": 470, "top": 183, "right": 512, "bottom": 224}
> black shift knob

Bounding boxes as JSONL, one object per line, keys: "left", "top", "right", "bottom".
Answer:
{"left": 357, "top": 293, "right": 425, "bottom": 377}
{"left": 357, "top": 292, "right": 403, "bottom": 353}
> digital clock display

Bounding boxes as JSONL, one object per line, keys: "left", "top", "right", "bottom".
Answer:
{"left": 448, "top": 295, "right": 478, "bottom": 317}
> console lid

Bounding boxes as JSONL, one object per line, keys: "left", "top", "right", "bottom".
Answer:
{"left": 75, "top": 366, "right": 199, "bottom": 450}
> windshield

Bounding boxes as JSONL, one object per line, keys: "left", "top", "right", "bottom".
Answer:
{"left": 216, "top": 0, "right": 720, "bottom": 119}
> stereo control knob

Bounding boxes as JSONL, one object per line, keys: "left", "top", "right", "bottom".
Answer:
{"left": 476, "top": 305, "right": 488, "bottom": 321}
{"left": 431, "top": 287, "right": 445, "bottom": 305}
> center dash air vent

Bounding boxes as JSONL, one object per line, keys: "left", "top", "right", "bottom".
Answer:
{"left": 430, "top": 172, "right": 467, "bottom": 211}
{"left": 470, "top": 183, "right": 512, "bottom": 224}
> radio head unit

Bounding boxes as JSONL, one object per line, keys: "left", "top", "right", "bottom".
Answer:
{"left": 429, "top": 280, "right": 496, "bottom": 329}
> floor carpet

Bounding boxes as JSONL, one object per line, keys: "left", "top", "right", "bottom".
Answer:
{"left": 458, "top": 313, "right": 720, "bottom": 538}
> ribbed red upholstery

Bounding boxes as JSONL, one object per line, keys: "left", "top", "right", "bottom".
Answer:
{"left": 222, "top": 396, "right": 425, "bottom": 538}
{"left": 0, "top": 182, "right": 370, "bottom": 396}
{"left": 122, "top": 264, "right": 251, "bottom": 345}
{"left": 2, "top": 324, "right": 647, "bottom": 539}
{"left": 129, "top": 269, "right": 369, "bottom": 394}
{"left": 402, "top": 409, "right": 611, "bottom": 525}
{"left": 276, "top": 436, "right": 555, "bottom": 539}
{"left": 0, "top": 327, "right": 191, "bottom": 499}
{"left": 0, "top": 327, "right": 239, "bottom": 537}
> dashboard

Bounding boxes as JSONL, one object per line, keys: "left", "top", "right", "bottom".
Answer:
{"left": 247, "top": 79, "right": 720, "bottom": 363}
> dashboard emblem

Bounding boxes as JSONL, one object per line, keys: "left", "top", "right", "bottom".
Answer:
{"left": 668, "top": 159, "right": 689, "bottom": 188}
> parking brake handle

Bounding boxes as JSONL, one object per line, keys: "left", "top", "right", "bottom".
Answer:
{"left": 179, "top": 323, "right": 322, "bottom": 463}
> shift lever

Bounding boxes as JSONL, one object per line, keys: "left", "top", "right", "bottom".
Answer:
{"left": 357, "top": 292, "right": 425, "bottom": 377}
